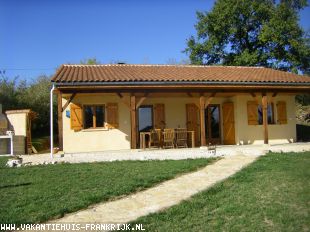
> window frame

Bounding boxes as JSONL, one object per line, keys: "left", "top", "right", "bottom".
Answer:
{"left": 83, "top": 104, "right": 106, "bottom": 129}
{"left": 138, "top": 105, "right": 154, "bottom": 132}
{"left": 258, "top": 103, "right": 275, "bottom": 125}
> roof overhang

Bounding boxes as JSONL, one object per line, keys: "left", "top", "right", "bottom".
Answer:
{"left": 53, "top": 81, "right": 310, "bottom": 94}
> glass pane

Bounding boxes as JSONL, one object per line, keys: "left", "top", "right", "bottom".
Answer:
{"left": 138, "top": 107, "right": 153, "bottom": 132}
{"left": 258, "top": 104, "right": 273, "bottom": 124}
{"left": 258, "top": 105, "right": 263, "bottom": 125}
{"left": 84, "top": 106, "right": 93, "bottom": 129}
{"left": 205, "top": 108, "right": 209, "bottom": 139}
{"left": 267, "top": 104, "right": 274, "bottom": 124}
{"left": 210, "top": 106, "right": 220, "bottom": 138}
{"left": 96, "top": 106, "right": 104, "bottom": 127}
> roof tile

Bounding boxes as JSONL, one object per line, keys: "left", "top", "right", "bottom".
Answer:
{"left": 51, "top": 64, "right": 310, "bottom": 84}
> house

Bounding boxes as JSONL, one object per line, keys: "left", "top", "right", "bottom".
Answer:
{"left": 51, "top": 64, "right": 310, "bottom": 153}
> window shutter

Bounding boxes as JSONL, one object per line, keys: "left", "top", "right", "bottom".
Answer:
{"left": 154, "top": 104, "right": 165, "bottom": 129}
{"left": 277, "top": 101, "right": 287, "bottom": 124}
{"left": 247, "top": 101, "right": 258, "bottom": 125}
{"left": 70, "top": 103, "right": 83, "bottom": 131}
{"left": 106, "top": 103, "right": 119, "bottom": 128}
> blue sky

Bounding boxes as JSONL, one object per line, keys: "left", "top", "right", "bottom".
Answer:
{"left": 1, "top": 0, "right": 309, "bottom": 80}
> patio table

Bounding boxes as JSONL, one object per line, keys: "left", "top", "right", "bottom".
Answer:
{"left": 139, "top": 130, "right": 195, "bottom": 149}
{"left": 139, "top": 132, "right": 151, "bottom": 149}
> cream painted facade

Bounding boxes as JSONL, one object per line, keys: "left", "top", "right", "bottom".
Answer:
{"left": 6, "top": 112, "right": 28, "bottom": 136}
{"left": 62, "top": 93, "right": 296, "bottom": 153}
{"left": 233, "top": 94, "right": 296, "bottom": 145}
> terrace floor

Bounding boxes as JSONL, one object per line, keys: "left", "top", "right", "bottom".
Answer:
{"left": 19, "top": 142, "right": 310, "bottom": 165}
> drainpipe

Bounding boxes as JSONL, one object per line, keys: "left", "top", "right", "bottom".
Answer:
{"left": 50, "top": 84, "right": 55, "bottom": 159}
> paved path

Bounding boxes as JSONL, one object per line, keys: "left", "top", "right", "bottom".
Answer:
{"left": 50, "top": 154, "right": 257, "bottom": 225}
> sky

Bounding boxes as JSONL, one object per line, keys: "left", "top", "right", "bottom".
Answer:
{"left": 1, "top": 0, "right": 310, "bottom": 80}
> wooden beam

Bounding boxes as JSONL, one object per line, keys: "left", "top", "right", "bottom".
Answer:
{"left": 116, "top": 93, "right": 130, "bottom": 108}
{"left": 204, "top": 92, "right": 216, "bottom": 109}
{"left": 262, "top": 93, "right": 268, "bottom": 144}
{"left": 250, "top": 92, "right": 256, "bottom": 98}
{"left": 199, "top": 96, "right": 206, "bottom": 146}
{"left": 62, "top": 93, "right": 76, "bottom": 112}
{"left": 136, "top": 97, "right": 146, "bottom": 109}
{"left": 130, "top": 95, "right": 137, "bottom": 149}
{"left": 57, "top": 92, "right": 63, "bottom": 151}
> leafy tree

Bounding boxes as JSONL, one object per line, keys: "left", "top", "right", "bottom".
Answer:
{"left": 17, "top": 75, "right": 56, "bottom": 135}
{"left": 0, "top": 77, "right": 20, "bottom": 111}
{"left": 0, "top": 74, "right": 56, "bottom": 136}
{"left": 185, "top": 0, "right": 310, "bottom": 72}
{"left": 80, "top": 58, "right": 100, "bottom": 65}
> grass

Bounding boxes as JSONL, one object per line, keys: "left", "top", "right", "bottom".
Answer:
{"left": 133, "top": 152, "right": 310, "bottom": 231}
{"left": 32, "top": 135, "right": 58, "bottom": 153}
{"left": 0, "top": 157, "right": 216, "bottom": 225}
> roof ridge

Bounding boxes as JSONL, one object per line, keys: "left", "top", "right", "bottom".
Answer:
{"left": 62, "top": 64, "right": 265, "bottom": 68}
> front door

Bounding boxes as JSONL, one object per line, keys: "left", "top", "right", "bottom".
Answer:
{"left": 222, "top": 102, "right": 236, "bottom": 145}
{"left": 205, "top": 104, "right": 221, "bottom": 144}
{"left": 186, "top": 104, "right": 200, "bottom": 147}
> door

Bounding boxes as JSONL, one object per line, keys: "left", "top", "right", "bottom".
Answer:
{"left": 222, "top": 102, "right": 236, "bottom": 145}
{"left": 153, "top": 104, "right": 166, "bottom": 129}
{"left": 138, "top": 106, "right": 153, "bottom": 132}
{"left": 186, "top": 104, "right": 200, "bottom": 147}
{"left": 205, "top": 104, "right": 221, "bottom": 144}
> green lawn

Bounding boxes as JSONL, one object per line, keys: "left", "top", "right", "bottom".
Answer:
{"left": 133, "top": 152, "right": 310, "bottom": 231}
{"left": 0, "top": 157, "right": 216, "bottom": 225}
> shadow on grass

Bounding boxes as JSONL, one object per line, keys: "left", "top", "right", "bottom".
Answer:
{"left": 0, "top": 182, "right": 32, "bottom": 189}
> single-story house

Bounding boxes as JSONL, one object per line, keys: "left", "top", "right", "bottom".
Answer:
{"left": 51, "top": 64, "right": 310, "bottom": 153}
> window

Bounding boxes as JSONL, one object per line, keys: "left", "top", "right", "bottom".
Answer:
{"left": 258, "top": 103, "right": 274, "bottom": 125}
{"left": 138, "top": 106, "right": 153, "bottom": 132}
{"left": 83, "top": 105, "right": 105, "bottom": 129}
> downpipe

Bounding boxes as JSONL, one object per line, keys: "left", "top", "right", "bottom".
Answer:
{"left": 50, "top": 84, "right": 55, "bottom": 159}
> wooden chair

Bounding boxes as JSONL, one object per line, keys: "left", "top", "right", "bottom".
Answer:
{"left": 207, "top": 143, "right": 216, "bottom": 156}
{"left": 149, "top": 129, "right": 161, "bottom": 148}
{"left": 175, "top": 128, "right": 188, "bottom": 148}
{"left": 163, "top": 129, "right": 175, "bottom": 149}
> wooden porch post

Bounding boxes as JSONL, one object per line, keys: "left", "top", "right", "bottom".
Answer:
{"left": 57, "top": 92, "right": 63, "bottom": 151}
{"left": 130, "top": 95, "right": 137, "bottom": 149}
{"left": 262, "top": 93, "right": 269, "bottom": 144}
{"left": 199, "top": 95, "right": 206, "bottom": 146}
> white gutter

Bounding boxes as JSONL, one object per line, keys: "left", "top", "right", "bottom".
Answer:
{"left": 50, "top": 84, "right": 55, "bottom": 159}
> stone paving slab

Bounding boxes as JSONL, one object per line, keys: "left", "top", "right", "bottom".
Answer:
{"left": 19, "top": 142, "right": 310, "bottom": 165}
{"left": 49, "top": 154, "right": 258, "bottom": 226}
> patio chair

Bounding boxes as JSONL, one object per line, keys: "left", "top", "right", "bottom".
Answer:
{"left": 149, "top": 129, "right": 161, "bottom": 148}
{"left": 163, "top": 128, "right": 175, "bottom": 149}
{"left": 207, "top": 143, "right": 216, "bottom": 156}
{"left": 175, "top": 128, "right": 188, "bottom": 148}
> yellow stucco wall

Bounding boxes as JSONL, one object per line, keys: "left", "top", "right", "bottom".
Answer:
{"left": 62, "top": 94, "right": 131, "bottom": 153}
{"left": 6, "top": 113, "right": 27, "bottom": 136}
{"left": 234, "top": 94, "right": 296, "bottom": 145}
{"left": 62, "top": 93, "right": 297, "bottom": 153}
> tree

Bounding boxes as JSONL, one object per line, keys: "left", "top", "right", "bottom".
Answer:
{"left": 17, "top": 75, "right": 56, "bottom": 135}
{"left": 185, "top": 0, "right": 310, "bottom": 73}
{"left": 80, "top": 58, "right": 100, "bottom": 65}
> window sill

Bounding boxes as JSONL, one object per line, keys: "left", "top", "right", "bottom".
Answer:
{"left": 82, "top": 127, "right": 109, "bottom": 132}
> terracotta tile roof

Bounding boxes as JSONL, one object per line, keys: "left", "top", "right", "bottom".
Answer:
{"left": 51, "top": 64, "right": 310, "bottom": 85}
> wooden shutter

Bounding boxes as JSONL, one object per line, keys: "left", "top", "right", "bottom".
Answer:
{"left": 277, "top": 101, "right": 287, "bottom": 124}
{"left": 186, "top": 104, "right": 200, "bottom": 147}
{"left": 106, "top": 103, "right": 119, "bottom": 128}
{"left": 70, "top": 103, "right": 83, "bottom": 131}
{"left": 154, "top": 104, "right": 165, "bottom": 129}
{"left": 222, "top": 102, "right": 236, "bottom": 145}
{"left": 247, "top": 101, "right": 258, "bottom": 125}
